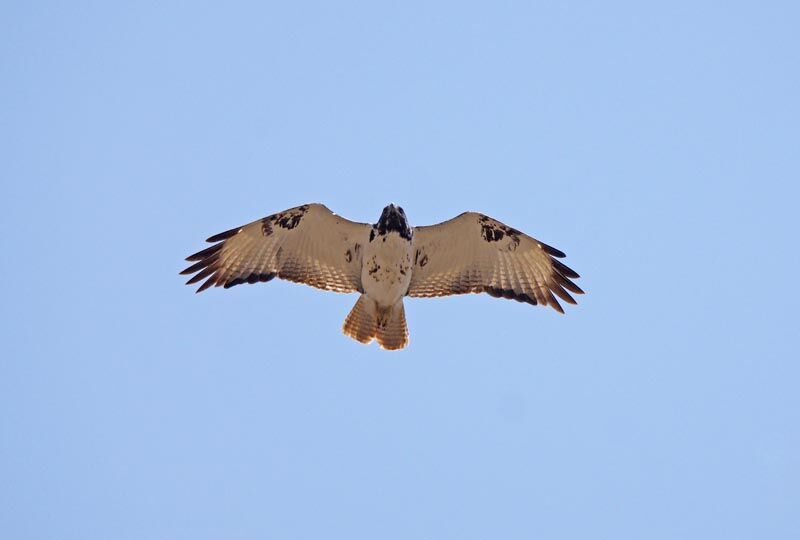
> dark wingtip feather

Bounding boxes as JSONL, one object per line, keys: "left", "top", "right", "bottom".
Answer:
{"left": 552, "top": 259, "right": 580, "bottom": 279}
{"left": 185, "top": 265, "right": 217, "bottom": 285}
{"left": 553, "top": 272, "right": 585, "bottom": 295}
{"left": 545, "top": 290, "right": 565, "bottom": 314}
{"left": 196, "top": 273, "right": 219, "bottom": 293}
{"left": 540, "top": 242, "right": 566, "bottom": 258}
{"left": 206, "top": 227, "right": 241, "bottom": 243}
{"left": 550, "top": 283, "right": 577, "bottom": 305}
{"left": 185, "top": 243, "right": 223, "bottom": 262}
{"left": 180, "top": 259, "right": 211, "bottom": 276}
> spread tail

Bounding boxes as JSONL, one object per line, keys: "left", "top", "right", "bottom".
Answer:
{"left": 343, "top": 294, "right": 378, "bottom": 345}
{"left": 376, "top": 299, "right": 408, "bottom": 350}
{"left": 342, "top": 295, "right": 409, "bottom": 350}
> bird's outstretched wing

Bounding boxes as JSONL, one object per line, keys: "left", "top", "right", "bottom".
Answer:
{"left": 181, "top": 204, "right": 372, "bottom": 293}
{"left": 407, "top": 212, "right": 584, "bottom": 313}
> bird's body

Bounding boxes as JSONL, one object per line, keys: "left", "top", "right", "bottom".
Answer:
{"left": 182, "top": 203, "right": 583, "bottom": 350}
{"left": 361, "top": 220, "right": 413, "bottom": 308}
{"left": 350, "top": 205, "right": 415, "bottom": 348}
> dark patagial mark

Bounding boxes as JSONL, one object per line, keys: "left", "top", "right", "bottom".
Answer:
{"left": 419, "top": 254, "right": 428, "bottom": 267}
{"left": 478, "top": 214, "right": 521, "bottom": 247}
{"left": 484, "top": 226, "right": 504, "bottom": 242}
{"left": 274, "top": 205, "right": 309, "bottom": 230}
{"left": 369, "top": 229, "right": 376, "bottom": 242}
{"left": 275, "top": 213, "right": 302, "bottom": 230}
{"left": 345, "top": 249, "right": 352, "bottom": 263}
{"left": 478, "top": 215, "right": 501, "bottom": 243}
{"left": 261, "top": 217, "right": 273, "bottom": 237}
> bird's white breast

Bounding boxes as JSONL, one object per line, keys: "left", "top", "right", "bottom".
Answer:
{"left": 361, "top": 231, "right": 413, "bottom": 307}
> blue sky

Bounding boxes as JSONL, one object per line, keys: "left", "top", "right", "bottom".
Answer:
{"left": 1, "top": 1, "right": 798, "bottom": 539}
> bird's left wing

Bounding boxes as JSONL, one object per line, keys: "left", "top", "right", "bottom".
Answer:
{"left": 407, "top": 212, "right": 583, "bottom": 313}
{"left": 181, "top": 203, "right": 372, "bottom": 293}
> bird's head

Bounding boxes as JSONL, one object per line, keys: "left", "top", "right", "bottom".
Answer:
{"left": 375, "top": 203, "right": 412, "bottom": 240}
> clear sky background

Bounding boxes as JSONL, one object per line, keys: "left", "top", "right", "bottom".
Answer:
{"left": 2, "top": 1, "right": 798, "bottom": 539}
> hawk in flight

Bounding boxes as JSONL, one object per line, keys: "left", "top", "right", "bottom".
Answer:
{"left": 182, "top": 204, "right": 583, "bottom": 350}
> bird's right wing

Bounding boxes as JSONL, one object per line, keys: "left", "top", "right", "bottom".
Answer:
{"left": 181, "top": 203, "right": 372, "bottom": 293}
{"left": 407, "top": 212, "right": 583, "bottom": 313}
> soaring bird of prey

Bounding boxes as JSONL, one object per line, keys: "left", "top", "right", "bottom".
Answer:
{"left": 182, "top": 204, "right": 583, "bottom": 350}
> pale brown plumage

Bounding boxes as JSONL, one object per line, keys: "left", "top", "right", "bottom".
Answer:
{"left": 181, "top": 204, "right": 371, "bottom": 293}
{"left": 182, "top": 204, "right": 583, "bottom": 348}
{"left": 408, "top": 212, "right": 583, "bottom": 314}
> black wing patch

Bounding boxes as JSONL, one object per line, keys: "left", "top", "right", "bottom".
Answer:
{"left": 478, "top": 214, "right": 521, "bottom": 250}
{"left": 273, "top": 205, "right": 309, "bottom": 230}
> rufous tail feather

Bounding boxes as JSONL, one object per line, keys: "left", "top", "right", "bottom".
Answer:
{"left": 343, "top": 294, "right": 378, "bottom": 345}
{"left": 376, "top": 300, "right": 408, "bottom": 350}
{"left": 343, "top": 295, "right": 409, "bottom": 350}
